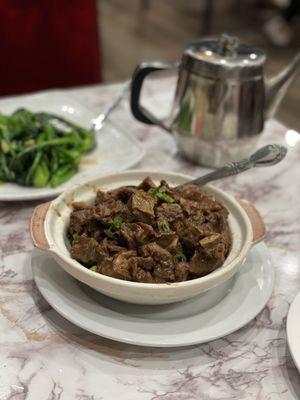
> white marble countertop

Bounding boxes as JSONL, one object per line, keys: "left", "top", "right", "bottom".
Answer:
{"left": 1, "top": 79, "right": 300, "bottom": 399}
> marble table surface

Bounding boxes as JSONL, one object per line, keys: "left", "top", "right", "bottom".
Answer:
{"left": 1, "top": 79, "right": 300, "bottom": 400}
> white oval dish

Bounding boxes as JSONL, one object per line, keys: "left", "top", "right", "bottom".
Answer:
{"left": 287, "top": 291, "right": 300, "bottom": 372}
{"left": 0, "top": 91, "right": 144, "bottom": 201}
{"left": 30, "top": 170, "right": 265, "bottom": 305}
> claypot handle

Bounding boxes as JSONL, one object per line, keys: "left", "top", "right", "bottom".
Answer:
{"left": 30, "top": 202, "right": 51, "bottom": 251}
{"left": 237, "top": 198, "right": 266, "bottom": 244}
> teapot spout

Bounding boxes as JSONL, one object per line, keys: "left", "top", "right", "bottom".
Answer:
{"left": 265, "top": 53, "right": 300, "bottom": 118}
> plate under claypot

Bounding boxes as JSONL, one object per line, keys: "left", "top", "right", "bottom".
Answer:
{"left": 30, "top": 170, "right": 266, "bottom": 305}
{"left": 32, "top": 242, "right": 274, "bottom": 347}
{"left": 287, "top": 291, "right": 300, "bottom": 373}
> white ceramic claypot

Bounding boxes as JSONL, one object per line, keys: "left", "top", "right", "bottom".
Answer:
{"left": 30, "top": 170, "right": 265, "bottom": 305}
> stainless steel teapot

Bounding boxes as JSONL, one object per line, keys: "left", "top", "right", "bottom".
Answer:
{"left": 130, "top": 34, "right": 300, "bottom": 167}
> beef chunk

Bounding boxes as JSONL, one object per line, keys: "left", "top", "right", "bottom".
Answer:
{"left": 204, "top": 209, "right": 229, "bottom": 234}
{"left": 156, "top": 203, "right": 184, "bottom": 227}
{"left": 136, "top": 256, "right": 155, "bottom": 270}
{"left": 221, "top": 230, "right": 231, "bottom": 253}
{"left": 95, "top": 189, "right": 114, "bottom": 205}
{"left": 138, "top": 176, "right": 157, "bottom": 191}
{"left": 174, "top": 262, "right": 189, "bottom": 281}
{"left": 70, "top": 236, "right": 107, "bottom": 265}
{"left": 178, "top": 198, "right": 204, "bottom": 222}
{"left": 98, "top": 257, "right": 114, "bottom": 277}
{"left": 92, "top": 199, "right": 128, "bottom": 225}
{"left": 174, "top": 219, "right": 208, "bottom": 247}
{"left": 69, "top": 209, "right": 104, "bottom": 240}
{"left": 155, "top": 232, "right": 179, "bottom": 250}
{"left": 199, "top": 233, "right": 221, "bottom": 249}
{"left": 111, "top": 250, "right": 137, "bottom": 280}
{"left": 188, "top": 242, "right": 226, "bottom": 276}
{"left": 139, "top": 242, "right": 175, "bottom": 282}
{"left": 119, "top": 222, "right": 155, "bottom": 249}
{"left": 102, "top": 238, "right": 126, "bottom": 255}
{"left": 129, "top": 191, "right": 157, "bottom": 223}
{"left": 110, "top": 186, "right": 137, "bottom": 203}
{"left": 131, "top": 261, "right": 156, "bottom": 283}
{"left": 139, "top": 242, "right": 170, "bottom": 261}
{"left": 69, "top": 209, "right": 92, "bottom": 235}
{"left": 177, "top": 185, "right": 206, "bottom": 202}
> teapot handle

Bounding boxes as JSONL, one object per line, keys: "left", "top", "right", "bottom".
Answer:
{"left": 130, "top": 61, "right": 178, "bottom": 133}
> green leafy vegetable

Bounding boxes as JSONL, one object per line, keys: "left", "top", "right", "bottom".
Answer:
{"left": 50, "top": 165, "right": 77, "bottom": 188}
{"left": 0, "top": 108, "right": 95, "bottom": 187}
{"left": 32, "top": 160, "right": 50, "bottom": 188}
{"left": 104, "top": 215, "right": 124, "bottom": 238}
{"left": 1, "top": 140, "right": 10, "bottom": 154}
{"left": 90, "top": 265, "right": 98, "bottom": 272}
{"left": 173, "top": 252, "right": 187, "bottom": 263}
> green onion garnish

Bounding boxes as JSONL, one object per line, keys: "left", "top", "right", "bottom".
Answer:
{"left": 104, "top": 215, "right": 124, "bottom": 238}
{"left": 149, "top": 185, "right": 174, "bottom": 204}
{"left": 90, "top": 265, "right": 97, "bottom": 272}
{"left": 159, "top": 220, "right": 170, "bottom": 232}
{"left": 72, "top": 233, "right": 79, "bottom": 241}
{"left": 173, "top": 252, "right": 187, "bottom": 263}
{"left": 113, "top": 215, "right": 123, "bottom": 229}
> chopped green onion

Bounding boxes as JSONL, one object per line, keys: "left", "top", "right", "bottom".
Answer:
{"left": 157, "top": 192, "right": 174, "bottom": 203}
{"left": 159, "top": 220, "right": 170, "bottom": 232}
{"left": 148, "top": 188, "right": 155, "bottom": 194}
{"left": 173, "top": 252, "right": 187, "bottom": 263}
{"left": 104, "top": 215, "right": 124, "bottom": 238}
{"left": 113, "top": 215, "right": 123, "bottom": 229}
{"left": 72, "top": 233, "right": 79, "bottom": 241}
{"left": 149, "top": 185, "right": 174, "bottom": 204}
{"left": 104, "top": 227, "right": 115, "bottom": 238}
{"left": 90, "top": 265, "right": 97, "bottom": 272}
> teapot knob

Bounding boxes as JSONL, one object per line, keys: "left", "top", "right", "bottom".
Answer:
{"left": 219, "top": 33, "right": 239, "bottom": 57}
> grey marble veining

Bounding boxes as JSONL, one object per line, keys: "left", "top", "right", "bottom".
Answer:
{"left": 0, "top": 78, "right": 300, "bottom": 400}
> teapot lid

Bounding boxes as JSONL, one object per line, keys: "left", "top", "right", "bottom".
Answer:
{"left": 182, "top": 34, "right": 266, "bottom": 79}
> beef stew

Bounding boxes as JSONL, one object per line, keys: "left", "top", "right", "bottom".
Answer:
{"left": 68, "top": 177, "right": 231, "bottom": 283}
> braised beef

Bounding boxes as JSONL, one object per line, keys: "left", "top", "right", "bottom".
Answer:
{"left": 110, "top": 186, "right": 137, "bottom": 203}
{"left": 92, "top": 199, "right": 128, "bottom": 225}
{"left": 128, "top": 190, "right": 157, "bottom": 223}
{"left": 68, "top": 177, "right": 231, "bottom": 283}
{"left": 102, "top": 237, "right": 126, "bottom": 255}
{"left": 155, "top": 232, "right": 179, "bottom": 251}
{"left": 138, "top": 176, "right": 157, "bottom": 191}
{"left": 69, "top": 209, "right": 92, "bottom": 235}
{"left": 111, "top": 250, "right": 137, "bottom": 280}
{"left": 139, "top": 242, "right": 175, "bottom": 282}
{"left": 70, "top": 236, "right": 107, "bottom": 266}
{"left": 174, "top": 262, "right": 189, "bottom": 281}
{"left": 119, "top": 222, "right": 155, "bottom": 249}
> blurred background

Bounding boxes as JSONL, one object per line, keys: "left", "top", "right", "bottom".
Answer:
{"left": 0, "top": 0, "right": 299, "bottom": 129}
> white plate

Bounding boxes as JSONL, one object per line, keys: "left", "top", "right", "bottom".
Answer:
{"left": 0, "top": 91, "right": 144, "bottom": 201}
{"left": 32, "top": 242, "right": 274, "bottom": 347}
{"left": 287, "top": 291, "right": 300, "bottom": 372}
